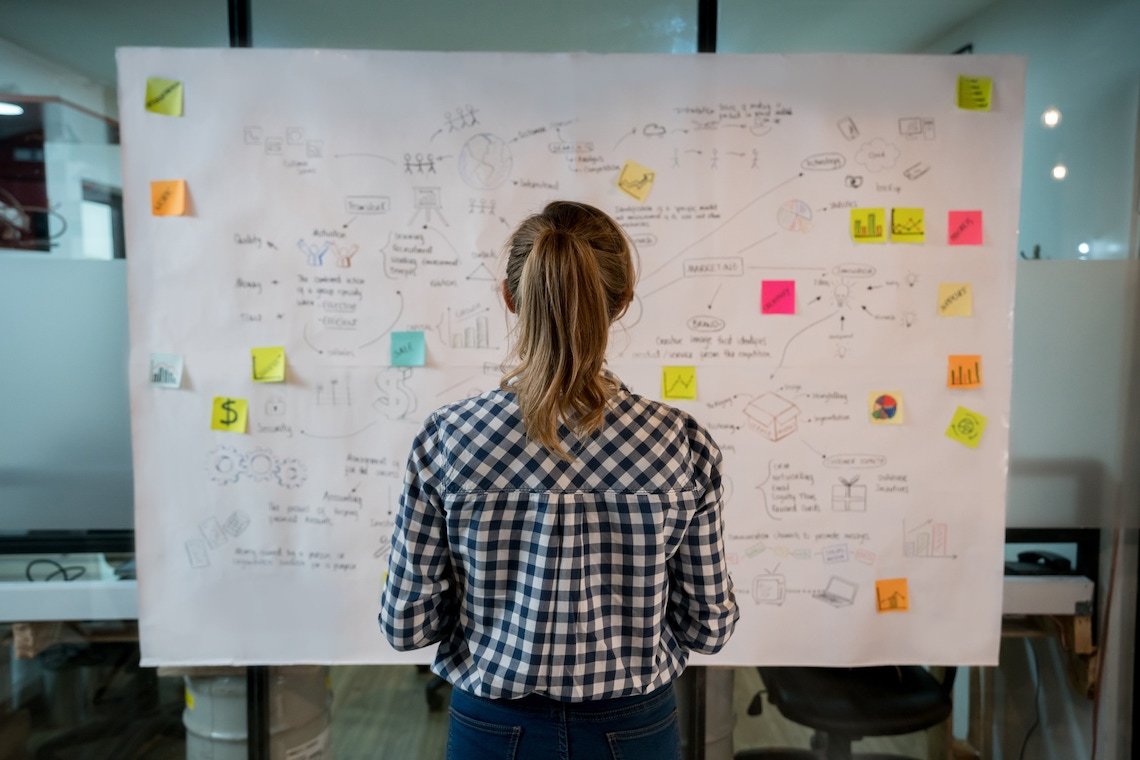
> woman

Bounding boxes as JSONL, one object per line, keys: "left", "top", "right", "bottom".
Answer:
{"left": 380, "top": 200, "right": 737, "bottom": 759}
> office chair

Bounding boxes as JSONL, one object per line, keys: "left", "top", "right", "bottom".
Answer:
{"left": 736, "top": 666, "right": 956, "bottom": 760}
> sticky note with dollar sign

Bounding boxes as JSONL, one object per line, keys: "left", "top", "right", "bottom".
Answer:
{"left": 211, "top": 397, "right": 248, "bottom": 433}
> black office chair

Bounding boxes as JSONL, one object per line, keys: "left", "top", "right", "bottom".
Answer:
{"left": 736, "top": 666, "right": 957, "bottom": 760}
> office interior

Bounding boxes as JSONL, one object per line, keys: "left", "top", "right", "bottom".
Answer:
{"left": 0, "top": 0, "right": 1137, "bottom": 758}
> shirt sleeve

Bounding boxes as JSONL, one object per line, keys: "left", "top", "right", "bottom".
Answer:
{"left": 665, "top": 417, "right": 739, "bottom": 654}
{"left": 379, "top": 414, "right": 458, "bottom": 650}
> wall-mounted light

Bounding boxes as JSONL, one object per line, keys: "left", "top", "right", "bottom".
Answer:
{"left": 1051, "top": 163, "right": 1068, "bottom": 180}
{"left": 0, "top": 102, "right": 25, "bottom": 117}
{"left": 1041, "top": 107, "right": 1062, "bottom": 128}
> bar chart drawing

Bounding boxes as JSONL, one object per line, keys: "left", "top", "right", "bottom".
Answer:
{"left": 947, "top": 355, "right": 982, "bottom": 388}
{"left": 903, "top": 519, "right": 955, "bottom": 558}
{"left": 852, "top": 212, "right": 882, "bottom": 240}
{"left": 445, "top": 306, "right": 491, "bottom": 349}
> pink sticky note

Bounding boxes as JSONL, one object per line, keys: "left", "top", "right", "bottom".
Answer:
{"left": 762, "top": 280, "right": 796, "bottom": 314}
{"left": 948, "top": 210, "right": 983, "bottom": 245}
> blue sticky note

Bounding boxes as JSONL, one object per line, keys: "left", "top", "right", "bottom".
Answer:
{"left": 390, "top": 331, "right": 425, "bottom": 367}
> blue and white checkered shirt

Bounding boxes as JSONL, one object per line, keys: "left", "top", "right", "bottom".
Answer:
{"left": 379, "top": 374, "right": 738, "bottom": 701}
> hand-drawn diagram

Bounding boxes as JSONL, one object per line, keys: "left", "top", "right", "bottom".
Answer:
{"left": 123, "top": 49, "right": 1021, "bottom": 666}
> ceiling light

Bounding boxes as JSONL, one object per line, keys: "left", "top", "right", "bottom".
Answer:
{"left": 0, "top": 102, "right": 25, "bottom": 116}
{"left": 1077, "top": 242, "right": 1090, "bottom": 255}
{"left": 1041, "top": 108, "right": 1061, "bottom": 128}
{"left": 1051, "top": 164, "right": 1067, "bottom": 180}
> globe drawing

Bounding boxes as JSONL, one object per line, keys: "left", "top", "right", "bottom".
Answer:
{"left": 458, "top": 133, "right": 513, "bottom": 189}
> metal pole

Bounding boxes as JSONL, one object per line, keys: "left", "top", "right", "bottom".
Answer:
{"left": 229, "top": 0, "right": 252, "bottom": 48}
{"left": 697, "top": 0, "right": 717, "bottom": 54}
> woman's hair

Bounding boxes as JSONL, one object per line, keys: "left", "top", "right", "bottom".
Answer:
{"left": 501, "top": 200, "right": 636, "bottom": 458}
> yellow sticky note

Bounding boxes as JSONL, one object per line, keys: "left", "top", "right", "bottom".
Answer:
{"left": 947, "top": 354, "right": 982, "bottom": 389}
{"left": 868, "top": 391, "right": 904, "bottom": 424}
{"left": 151, "top": 180, "right": 187, "bottom": 216}
{"left": 957, "top": 75, "right": 993, "bottom": 111}
{"left": 945, "top": 406, "right": 987, "bottom": 448}
{"left": 662, "top": 366, "right": 697, "bottom": 400}
{"left": 145, "top": 77, "right": 184, "bottom": 116}
{"left": 211, "top": 397, "right": 248, "bottom": 433}
{"left": 251, "top": 346, "right": 286, "bottom": 383}
{"left": 617, "top": 160, "right": 656, "bottom": 202}
{"left": 850, "top": 208, "right": 886, "bottom": 243}
{"left": 876, "top": 578, "right": 909, "bottom": 612}
{"left": 890, "top": 208, "right": 925, "bottom": 243}
{"left": 938, "top": 283, "right": 973, "bottom": 317}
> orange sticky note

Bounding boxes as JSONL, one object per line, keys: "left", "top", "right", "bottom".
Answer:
{"left": 151, "top": 180, "right": 187, "bottom": 216}
{"left": 876, "top": 578, "right": 909, "bottom": 612}
{"left": 947, "top": 355, "right": 982, "bottom": 388}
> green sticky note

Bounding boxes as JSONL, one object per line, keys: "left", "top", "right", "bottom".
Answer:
{"left": 957, "top": 75, "right": 993, "bottom": 111}
{"left": 145, "top": 77, "right": 184, "bottom": 116}
{"left": 251, "top": 346, "right": 286, "bottom": 382}
{"left": 390, "top": 331, "right": 426, "bottom": 367}
{"left": 662, "top": 366, "right": 697, "bottom": 400}
{"left": 945, "top": 406, "right": 987, "bottom": 448}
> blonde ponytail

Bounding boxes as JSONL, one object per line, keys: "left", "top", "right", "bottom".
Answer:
{"left": 501, "top": 201, "right": 635, "bottom": 458}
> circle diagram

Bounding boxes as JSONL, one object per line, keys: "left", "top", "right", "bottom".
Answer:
{"left": 871, "top": 394, "right": 899, "bottom": 421}
{"left": 777, "top": 199, "right": 813, "bottom": 233}
{"left": 458, "top": 133, "right": 513, "bottom": 190}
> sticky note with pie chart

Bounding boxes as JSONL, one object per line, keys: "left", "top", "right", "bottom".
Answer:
{"left": 868, "top": 391, "right": 904, "bottom": 424}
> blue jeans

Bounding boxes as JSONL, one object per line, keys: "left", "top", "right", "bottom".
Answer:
{"left": 447, "top": 682, "right": 681, "bottom": 760}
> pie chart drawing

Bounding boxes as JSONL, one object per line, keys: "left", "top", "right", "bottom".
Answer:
{"left": 458, "top": 133, "right": 513, "bottom": 190}
{"left": 871, "top": 394, "right": 899, "bottom": 421}
{"left": 777, "top": 199, "right": 813, "bottom": 233}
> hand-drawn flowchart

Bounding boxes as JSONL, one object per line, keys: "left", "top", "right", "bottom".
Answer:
{"left": 121, "top": 49, "right": 1023, "bottom": 666}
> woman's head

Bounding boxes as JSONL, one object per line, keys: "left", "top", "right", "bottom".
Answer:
{"left": 501, "top": 200, "right": 636, "bottom": 457}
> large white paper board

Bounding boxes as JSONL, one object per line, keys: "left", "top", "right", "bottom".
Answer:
{"left": 119, "top": 49, "right": 1023, "bottom": 665}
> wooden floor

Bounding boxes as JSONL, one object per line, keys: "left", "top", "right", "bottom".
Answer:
{"left": 329, "top": 665, "right": 928, "bottom": 759}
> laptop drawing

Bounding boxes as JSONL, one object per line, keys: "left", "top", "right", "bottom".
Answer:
{"left": 815, "top": 576, "right": 858, "bottom": 607}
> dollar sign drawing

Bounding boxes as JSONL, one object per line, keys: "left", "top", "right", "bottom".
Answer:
{"left": 219, "top": 399, "right": 239, "bottom": 426}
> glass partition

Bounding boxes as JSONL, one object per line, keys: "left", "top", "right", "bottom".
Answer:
{"left": 0, "top": 1, "right": 1136, "bottom": 758}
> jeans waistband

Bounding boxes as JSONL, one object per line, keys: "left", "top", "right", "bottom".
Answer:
{"left": 453, "top": 681, "right": 675, "bottom": 718}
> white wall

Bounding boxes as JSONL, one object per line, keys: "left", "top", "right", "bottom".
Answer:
{"left": 923, "top": 0, "right": 1140, "bottom": 261}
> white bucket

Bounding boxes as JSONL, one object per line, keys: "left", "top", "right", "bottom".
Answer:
{"left": 183, "top": 666, "right": 332, "bottom": 760}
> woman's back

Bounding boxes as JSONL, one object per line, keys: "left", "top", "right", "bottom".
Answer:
{"left": 381, "top": 376, "right": 736, "bottom": 701}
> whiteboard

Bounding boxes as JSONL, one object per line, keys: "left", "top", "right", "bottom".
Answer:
{"left": 118, "top": 49, "right": 1024, "bottom": 666}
